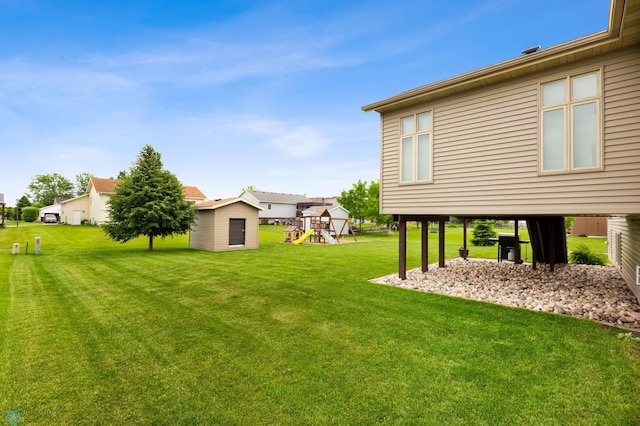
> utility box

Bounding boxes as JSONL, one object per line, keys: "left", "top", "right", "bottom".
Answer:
{"left": 34, "top": 237, "right": 41, "bottom": 255}
{"left": 12, "top": 243, "right": 20, "bottom": 255}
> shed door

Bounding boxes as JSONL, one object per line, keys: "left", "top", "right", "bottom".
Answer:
{"left": 229, "top": 219, "right": 246, "bottom": 246}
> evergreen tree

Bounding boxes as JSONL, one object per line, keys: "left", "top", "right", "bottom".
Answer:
{"left": 103, "top": 145, "right": 196, "bottom": 251}
{"left": 471, "top": 220, "right": 497, "bottom": 246}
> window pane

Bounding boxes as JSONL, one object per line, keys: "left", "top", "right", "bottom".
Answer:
{"left": 543, "top": 108, "right": 565, "bottom": 171}
{"left": 417, "top": 134, "right": 431, "bottom": 181}
{"left": 573, "top": 102, "right": 597, "bottom": 168}
{"left": 417, "top": 112, "right": 432, "bottom": 132}
{"left": 401, "top": 137, "right": 413, "bottom": 182}
{"left": 542, "top": 80, "right": 565, "bottom": 106}
{"left": 401, "top": 116, "right": 414, "bottom": 135}
{"left": 572, "top": 73, "right": 597, "bottom": 101}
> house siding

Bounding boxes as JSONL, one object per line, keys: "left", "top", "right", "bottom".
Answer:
{"left": 379, "top": 46, "right": 640, "bottom": 217}
{"left": 190, "top": 202, "right": 260, "bottom": 252}
{"left": 608, "top": 216, "right": 640, "bottom": 300}
{"left": 60, "top": 196, "right": 89, "bottom": 225}
{"left": 88, "top": 187, "right": 111, "bottom": 225}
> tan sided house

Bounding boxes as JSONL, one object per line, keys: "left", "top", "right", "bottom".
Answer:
{"left": 60, "top": 177, "right": 206, "bottom": 225}
{"left": 362, "top": 0, "right": 640, "bottom": 300}
{"left": 190, "top": 198, "right": 263, "bottom": 252}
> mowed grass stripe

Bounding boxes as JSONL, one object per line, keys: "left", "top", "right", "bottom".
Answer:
{"left": 0, "top": 224, "right": 638, "bottom": 424}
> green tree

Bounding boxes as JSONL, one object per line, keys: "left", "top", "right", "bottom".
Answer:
{"left": 28, "top": 173, "right": 74, "bottom": 206}
{"left": 471, "top": 220, "right": 497, "bottom": 246}
{"left": 339, "top": 180, "right": 392, "bottom": 231}
{"left": 365, "top": 180, "right": 393, "bottom": 228}
{"left": 75, "top": 172, "right": 93, "bottom": 196}
{"left": 338, "top": 180, "right": 368, "bottom": 230}
{"left": 103, "top": 145, "right": 196, "bottom": 251}
{"left": 5, "top": 206, "right": 15, "bottom": 221}
{"left": 21, "top": 206, "right": 39, "bottom": 222}
{"left": 15, "top": 195, "right": 32, "bottom": 220}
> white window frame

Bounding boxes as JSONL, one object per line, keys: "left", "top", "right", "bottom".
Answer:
{"left": 399, "top": 110, "right": 433, "bottom": 184}
{"left": 539, "top": 70, "right": 603, "bottom": 174}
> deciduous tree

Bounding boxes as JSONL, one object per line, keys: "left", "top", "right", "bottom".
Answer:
{"left": 339, "top": 180, "right": 368, "bottom": 230}
{"left": 75, "top": 172, "right": 93, "bottom": 196}
{"left": 339, "top": 180, "right": 392, "bottom": 231}
{"left": 27, "top": 173, "right": 74, "bottom": 206}
{"left": 103, "top": 145, "right": 196, "bottom": 251}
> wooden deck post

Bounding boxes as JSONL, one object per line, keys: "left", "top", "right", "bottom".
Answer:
{"left": 422, "top": 220, "right": 428, "bottom": 272}
{"left": 514, "top": 218, "right": 520, "bottom": 264}
{"left": 438, "top": 220, "right": 446, "bottom": 268}
{"left": 549, "top": 219, "right": 556, "bottom": 272}
{"left": 399, "top": 217, "right": 407, "bottom": 280}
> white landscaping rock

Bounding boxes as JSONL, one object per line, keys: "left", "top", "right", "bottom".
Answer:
{"left": 370, "top": 258, "right": 640, "bottom": 331}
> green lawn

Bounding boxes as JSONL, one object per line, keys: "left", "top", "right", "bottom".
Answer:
{"left": 0, "top": 223, "right": 637, "bottom": 424}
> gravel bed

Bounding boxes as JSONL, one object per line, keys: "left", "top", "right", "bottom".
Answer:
{"left": 371, "top": 258, "right": 640, "bottom": 331}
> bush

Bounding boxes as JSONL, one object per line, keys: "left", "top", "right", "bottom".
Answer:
{"left": 471, "top": 220, "right": 497, "bottom": 246}
{"left": 569, "top": 244, "right": 607, "bottom": 265}
{"left": 21, "top": 206, "right": 39, "bottom": 222}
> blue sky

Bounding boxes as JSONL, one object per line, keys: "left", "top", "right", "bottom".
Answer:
{"left": 0, "top": 0, "right": 610, "bottom": 205}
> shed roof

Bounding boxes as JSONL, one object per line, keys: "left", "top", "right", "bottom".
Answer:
{"left": 194, "top": 197, "right": 263, "bottom": 211}
{"left": 362, "top": 0, "right": 640, "bottom": 113}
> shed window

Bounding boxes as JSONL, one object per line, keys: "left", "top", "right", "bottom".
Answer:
{"left": 400, "top": 111, "right": 433, "bottom": 183}
{"left": 540, "top": 71, "right": 601, "bottom": 173}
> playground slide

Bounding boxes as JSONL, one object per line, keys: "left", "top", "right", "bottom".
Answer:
{"left": 292, "top": 228, "right": 314, "bottom": 245}
{"left": 320, "top": 229, "right": 338, "bottom": 244}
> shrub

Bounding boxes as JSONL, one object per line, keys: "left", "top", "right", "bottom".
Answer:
{"left": 569, "top": 244, "right": 607, "bottom": 265}
{"left": 21, "top": 206, "right": 39, "bottom": 222}
{"left": 471, "top": 220, "right": 497, "bottom": 246}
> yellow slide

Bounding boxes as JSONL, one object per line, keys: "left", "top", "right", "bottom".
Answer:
{"left": 292, "top": 228, "right": 314, "bottom": 245}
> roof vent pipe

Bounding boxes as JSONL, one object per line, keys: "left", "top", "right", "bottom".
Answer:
{"left": 522, "top": 45, "right": 541, "bottom": 55}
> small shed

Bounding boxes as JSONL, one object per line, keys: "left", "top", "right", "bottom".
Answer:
{"left": 190, "top": 198, "right": 263, "bottom": 252}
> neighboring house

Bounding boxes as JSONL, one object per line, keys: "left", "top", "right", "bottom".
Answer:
{"left": 239, "top": 190, "right": 313, "bottom": 224}
{"left": 362, "top": 0, "right": 640, "bottom": 300}
{"left": 182, "top": 186, "right": 207, "bottom": 204}
{"left": 59, "top": 194, "right": 90, "bottom": 225}
{"left": 87, "top": 177, "right": 121, "bottom": 225}
{"left": 309, "top": 196, "right": 340, "bottom": 206}
{"left": 189, "top": 198, "right": 262, "bottom": 252}
{"left": 38, "top": 197, "right": 69, "bottom": 222}
{"left": 60, "top": 177, "right": 207, "bottom": 225}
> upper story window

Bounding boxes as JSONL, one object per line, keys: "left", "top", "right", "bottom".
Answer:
{"left": 540, "top": 71, "right": 601, "bottom": 173}
{"left": 400, "top": 111, "right": 433, "bottom": 183}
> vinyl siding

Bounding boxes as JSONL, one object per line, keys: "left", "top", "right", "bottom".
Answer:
{"left": 60, "top": 196, "right": 89, "bottom": 225}
{"left": 190, "top": 203, "right": 260, "bottom": 252}
{"left": 608, "top": 216, "right": 640, "bottom": 301}
{"left": 380, "top": 46, "right": 640, "bottom": 216}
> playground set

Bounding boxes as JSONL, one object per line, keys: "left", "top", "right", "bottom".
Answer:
{"left": 283, "top": 208, "right": 356, "bottom": 245}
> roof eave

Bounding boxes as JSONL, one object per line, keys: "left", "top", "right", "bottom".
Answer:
{"left": 361, "top": 30, "right": 614, "bottom": 113}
